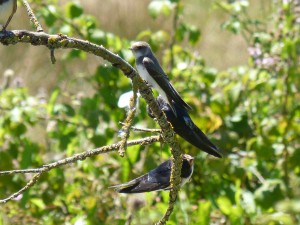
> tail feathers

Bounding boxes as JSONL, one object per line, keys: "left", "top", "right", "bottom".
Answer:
{"left": 192, "top": 127, "right": 224, "bottom": 158}
{"left": 169, "top": 84, "right": 192, "bottom": 111}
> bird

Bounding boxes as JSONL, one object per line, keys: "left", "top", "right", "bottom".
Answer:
{"left": 0, "top": 0, "right": 17, "bottom": 31}
{"left": 110, "top": 154, "right": 194, "bottom": 194}
{"left": 129, "top": 41, "right": 192, "bottom": 116}
{"left": 147, "top": 96, "right": 223, "bottom": 158}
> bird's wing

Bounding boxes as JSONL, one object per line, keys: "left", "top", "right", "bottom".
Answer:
{"left": 142, "top": 57, "right": 192, "bottom": 110}
{"left": 157, "top": 96, "right": 223, "bottom": 158}
{"left": 110, "top": 160, "right": 172, "bottom": 193}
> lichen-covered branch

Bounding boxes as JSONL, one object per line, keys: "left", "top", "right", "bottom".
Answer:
{"left": 119, "top": 122, "right": 161, "bottom": 133}
{"left": 0, "top": 135, "right": 160, "bottom": 203}
{"left": 0, "top": 30, "right": 183, "bottom": 224}
{"left": 22, "top": 0, "right": 43, "bottom": 32}
{"left": 118, "top": 80, "right": 139, "bottom": 157}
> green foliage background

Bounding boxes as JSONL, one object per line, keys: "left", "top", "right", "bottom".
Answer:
{"left": 0, "top": 0, "right": 299, "bottom": 224}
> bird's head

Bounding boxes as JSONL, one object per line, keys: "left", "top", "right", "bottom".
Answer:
{"left": 183, "top": 154, "right": 194, "bottom": 167}
{"left": 129, "top": 41, "right": 152, "bottom": 58}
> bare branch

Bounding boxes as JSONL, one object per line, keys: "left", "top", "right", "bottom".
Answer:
{"left": 119, "top": 122, "right": 161, "bottom": 133}
{"left": 0, "top": 136, "right": 160, "bottom": 176}
{"left": 0, "top": 173, "right": 44, "bottom": 204}
{"left": 118, "top": 80, "right": 139, "bottom": 157}
{"left": 22, "top": 0, "right": 43, "bottom": 32}
{"left": 0, "top": 136, "right": 160, "bottom": 203}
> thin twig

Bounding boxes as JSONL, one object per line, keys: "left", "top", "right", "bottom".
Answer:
{"left": 0, "top": 168, "right": 43, "bottom": 175}
{"left": 0, "top": 135, "right": 160, "bottom": 176}
{"left": 22, "top": 0, "right": 43, "bottom": 32}
{"left": 118, "top": 81, "right": 139, "bottom": 157}
{"left": 119, "top": 122, "right": 161, "bottom": 133}
{"left": 50, "top": 48, "right": 56, "bottom": 64}
{"left": 169, "top": 2, "right": 180, "bottom": 70}
{"left": 0, "top": 173, "right": 44, "bottom": 204}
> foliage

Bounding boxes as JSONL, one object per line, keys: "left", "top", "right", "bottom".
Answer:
{"left": 0, "top": 0, "right": 299, "bottom": 224}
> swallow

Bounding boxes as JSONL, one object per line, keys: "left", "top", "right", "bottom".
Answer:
{"left": 110, "top": 154, "right": 194, "bottom": 193}
{"left": 147, "top": 96, "right": 223, "bottom": 158}
{"left": 0, "top": 0, "right": 17, "bottom": 31}
{"left": 129, "top": 41, "right": 192, "bottom": 116}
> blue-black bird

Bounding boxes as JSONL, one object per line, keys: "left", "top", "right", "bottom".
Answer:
{"left": 0, "top": 0, "right": 17, "bottom": 30}
{"left": 110, "top": 154, "right": 194, "bottom": 194}
{"left": 129, "top": 41, "right": 192, "bottom": 116}
{"left": 148, "top": 96, "right": 223, "bottom": 158}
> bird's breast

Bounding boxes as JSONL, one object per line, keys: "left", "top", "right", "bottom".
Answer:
{"left": 136, "top": 64, "right": 169, "bottom": 104}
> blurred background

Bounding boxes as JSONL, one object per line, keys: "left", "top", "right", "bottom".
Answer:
{"left": 0, "top": 0, "right": 299, "bottom": 224}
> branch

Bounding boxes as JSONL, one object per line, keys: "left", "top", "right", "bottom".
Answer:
{"left": 118, "top": 81, "right": 139, "bottom": 157}
{"left": 119, "top": 122, "right": 161, "bottom": 133}
{"left": 0, "top": 30, "right": 184, "bottom": 224}
{"left": 22, "top": 0, "right": 43, "bottom": 32}
{"left": 0, "top": 136, "right": 160, "bottom": 203}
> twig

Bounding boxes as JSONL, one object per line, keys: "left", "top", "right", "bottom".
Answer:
{"left": 0, "top": 168, "right": 42, "bottom": 175}
{"left": 118, "top": 81, "right": 139, "bottom": 157}
{"left": 0, "top": 136, "right": 160, "bottom": 176}
{"left": 0, "top": 136, "right": 160, "bottom": 203}
{"left": 169, "top": 2, "right": 180, "bottom": 70}
{"left": 22, "top": 0, "right": 43, "bottom": 32}
{"left": 50, "top": 48, "right": 56, "bottom": 64}
{"left": 119, "top": 122, "right": 161, "bottom": 133}
{"left": 0, "top": 173, "right": 44, "bottom": 204}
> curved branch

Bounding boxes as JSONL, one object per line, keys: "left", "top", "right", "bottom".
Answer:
{"left": 0, "top": 30, "right": 183, "bottom": 224}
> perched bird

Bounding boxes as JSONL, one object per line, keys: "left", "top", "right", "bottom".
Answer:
{"left": 110, "top": 154, "right": 194, "bottom": 194}
{"left": 129, "top": 41, "right": 192, "bottom": 116}
{"left": 148, "top": 96, "right": 223, "bottom": 158}
{"left": 0, "top": 0, "right": 17, "bottom": 31}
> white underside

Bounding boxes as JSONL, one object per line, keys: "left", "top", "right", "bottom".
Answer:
{"left": 0, "top": 0, "right": 14, "bottom": 26}
{"left": 136, "top": 64, "right": 169, "bottom": 105}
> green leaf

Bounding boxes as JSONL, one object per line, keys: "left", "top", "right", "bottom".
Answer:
{"left": 40, "top": 5, "right": 58, "bottom": 26}
{"left": 30, "top": 198, "right": 46, "bottom": 210}
{"left": 217, "top": 196, "right": 232, "bottom": 215}
{"left": 48, "top": 88, "right": 60, "bottom": 115}
{"left": 197, "top": 201, "right": 211, "bottom": 225}
{"left": 188, "top": 26, "right": 201, "bottom": 45}
{"left": 65, "top": 2, "right": 83, "bottom": 19}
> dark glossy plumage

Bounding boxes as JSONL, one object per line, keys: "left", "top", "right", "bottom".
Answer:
{"left": 148, "top": 96, "right": 223, "bottom": 158}
{"left": 110, "top": 154, "right": 194, "bottom": 194}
